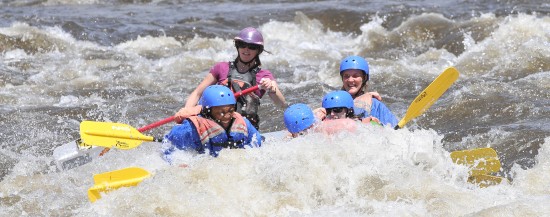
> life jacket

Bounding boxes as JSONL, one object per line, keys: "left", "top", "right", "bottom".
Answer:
{"left": 220, "top": 61, "right": 262, "bottom": 129}
{"left": 187, "top": 112, "right": 249, "bottom": 155}
{"left": 352, "top": 94, "right": 373, "bottom": 119}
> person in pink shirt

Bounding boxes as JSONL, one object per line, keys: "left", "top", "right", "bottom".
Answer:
{"left": 174, "top": 27, "right": 286, "bottom": 130}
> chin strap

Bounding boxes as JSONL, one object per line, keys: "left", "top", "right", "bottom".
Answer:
{"left": 237, "top": 56, "right": 256, "bottom": 65}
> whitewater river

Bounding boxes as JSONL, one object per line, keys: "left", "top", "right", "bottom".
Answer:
{"left": 1, "top": 0, "right": 549, "bottom": 216}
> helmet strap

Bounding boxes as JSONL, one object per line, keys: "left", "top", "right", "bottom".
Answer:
{"left": 346, "top": 109, "right": 355, "bottom": 118}
{"left": 201, "top": 107, "right": 212, "bottom": 118}
{"left": 237, "top": 54, "right": 257, "bottom": 65}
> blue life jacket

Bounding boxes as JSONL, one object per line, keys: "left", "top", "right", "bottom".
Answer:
{"left": 162, "top": 113, "right": 262, "bottom": 163}
{"left": 354, "top": 98, "right": 398, "bottom": 127}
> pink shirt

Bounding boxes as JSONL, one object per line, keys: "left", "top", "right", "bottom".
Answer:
{"left": 209, "top": 62, "right": 275, "bottom": 98}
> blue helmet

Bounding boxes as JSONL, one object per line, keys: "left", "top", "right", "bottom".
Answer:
{"left": 201, "top": 85, "right": 236, "bottom": 108}
{"left": 339, "top": 55, "right": 369, "bottom": 80}
{"left": 284, "top": 103, "right": 315, "bottom": 134}
{"left": 322, "top": 90, "right": 354, "bottom": 109}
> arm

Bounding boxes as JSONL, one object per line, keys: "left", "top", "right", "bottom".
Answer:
{"left": 368, "top": 92, "right": 382, "bottom": 101}
{"left": 174, "top": 105, "right": 202, "bottom": 124}
{"left": 370, "top": 99, "right": 398, "bottom": 127}
{"left": 244, "top": 118, "right": 262, "bottom": 147}
{"left": 259, "top": 78, "right": 287, "bottom": 108}
{"left": 162, "top": 120, "right": 203, "bottom": 164}
{"left": 174, "top": 73, "right": 217, "bottom": 123}
{"left": 183, "top": 73, "right": 217, "bottom": 108}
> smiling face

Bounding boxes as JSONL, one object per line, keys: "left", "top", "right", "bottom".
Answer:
{"left": 341, "top": 69, "right": 366, "bottom": 98}
{"left": 210, "top": 105, "right": 236, "bottom": 128}
{"left": 235, "top": 41, "right": 260, "bottom": 63}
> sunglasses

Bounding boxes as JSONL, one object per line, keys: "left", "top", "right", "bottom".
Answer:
{"left": 235, "top": 40, "right": 261, "bottom": 50}
{"left": 327, "top": 107, "right": 347, "bottom": 114}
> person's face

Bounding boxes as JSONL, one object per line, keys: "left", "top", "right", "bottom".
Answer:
{"left": 325, "top": 107, "right": 348, "bottom": 120}
{"left": 341, "top": 69, "right": 365, "bottom": 97}
{"left": 210, "top": 105, "right": 235, "bottom": 128}
{"left": 235, "top": 40, "right": 260, "bottom": 63}
{"left": 290, "top": 124, "right": 314, "bottom": 138}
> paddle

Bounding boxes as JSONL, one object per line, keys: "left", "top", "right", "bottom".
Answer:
{"left": 450, "top": 147, "right": 501, "bottom": 176}
{"left": 394, "top": 67, "right": 459, "bottom": 130}
{"left": 53, "top": 85, "right": 261, "bottom": 171}
{"left": 450, "top": 147, "right": 508, "bottom": 187}
{"left": 468, "top": 174, "right": 507, "bottom": 188}
{"left": 79, "top": 85, "right": 260, "bottom": 149}
{"left": 87, "top": 147, "right": 507, "bottom": 202}
{"left": 88, "top": 167, "right": 151, "bottom": 202}
{"left": 135, "top": 84, "right": 261, "bottom": 132}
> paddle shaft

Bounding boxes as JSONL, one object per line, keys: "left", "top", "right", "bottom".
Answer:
{"left": 136, "top": 85, "right": 260, "bottom": 132}
{"left": 394, "top": 67, "right": 459, "bottom": 130}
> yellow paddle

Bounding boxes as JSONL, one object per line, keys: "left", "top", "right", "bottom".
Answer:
{"left": 87, "top": 148, "right": 507, "bottom": 202}
{"left": 80, "top": 121, "right": 160, "bottom": 150}
{"left": 394, "top": 67, "right": 460, "bottom": 130}
{"left": 468, "top": 174, "right": 507, "bottom": 188}
{"left": 450, "top": 147, "right": 501, "bottom": 176}
{"left": 79, "top": 85, "right": 260, "bottom": 150}
{"left": 450, "top": 147, "right": 508, "bottom": 187}
{"left": 88, "top": 167, "right": 151, "bottom": 202}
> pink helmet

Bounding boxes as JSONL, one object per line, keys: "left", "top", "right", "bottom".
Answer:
{"left": 234, "top": 27, "right": 264, "bottom": 45}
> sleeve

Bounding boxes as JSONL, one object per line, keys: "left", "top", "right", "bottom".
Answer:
{"left": 209, "top": 62, "right": 229, "bottom": 83}
{"left": 255, "top": 69, "right": 276, "bottom": 97}
{"left": 161, "top": 120, "right": 202, "bottom": 164}
{"left": 244, "top": 118, "right": 262, "bottom": 148}
{"left": 370, "top": 99, "right": 398, "bottom": 128}
{"left": 255, "top": 69, "right": 275, "bottom": 82}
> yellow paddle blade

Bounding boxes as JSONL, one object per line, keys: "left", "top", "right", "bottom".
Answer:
{"left": 88, "top": 167, "right": 151, "bottom": 202}
{"left": 450, "top": 148, "right": 502, "bottom": 176}
{"left": 80, "top": 121, "right": 155, "bottom": 150}
{"left": 396, "top": 67, "right": 460, "bottom": 129}
{"left": 468, "top": 174, "right": 508, "bottom": 188}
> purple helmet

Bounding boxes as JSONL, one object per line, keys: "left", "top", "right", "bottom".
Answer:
{"left": 234, "top": 27, "right": 264, "bottom": 46}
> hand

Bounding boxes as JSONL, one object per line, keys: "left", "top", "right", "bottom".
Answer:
{"left": 361, "top": 116, "right": 381, "bottom": 125}
{"left": 368, "top": 91, "right": 382, "bottom": 101}
{"left": 174, "top": 105, "right": 202, "bottom": 124}
{"left": 259, "top": 78, "right": 278, "bottom": 93}
{"left": 313, "top": 107, "right": 326, "bottom": 121}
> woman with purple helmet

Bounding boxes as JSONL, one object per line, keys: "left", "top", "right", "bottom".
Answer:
{"left": 174, "top": 27, "right": 286, "bottom": 130}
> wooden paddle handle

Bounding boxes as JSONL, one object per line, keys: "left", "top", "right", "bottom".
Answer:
{"left": 136, "top": 85, "right": 260, "bottom": 132}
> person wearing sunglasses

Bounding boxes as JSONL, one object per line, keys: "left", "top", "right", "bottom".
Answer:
{"left": 283, "top": 101, "right": 354, "bottom": 138}
{"left": 174, "top": 27, "right": 286, "bottom": 130}
{"left": 162, "top": 85, "right": 262, "bottom": 163}
{"left": 321, "top": 90, "right": 356, "bottom": 120}
{"left": 311, "top": 90, "right": 377, "bottom": 135}
{"left": 324, "top": 56, "right": 398, "bottom": 127}
{"left": 283, "top": 93, "right": 378, "bottom": 138}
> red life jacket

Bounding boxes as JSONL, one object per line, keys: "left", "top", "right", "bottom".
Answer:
{"left": 187, "top": 112, "right": 248, "bottom": 146}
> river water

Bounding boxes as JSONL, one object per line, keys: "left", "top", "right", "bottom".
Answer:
{"left": 1, "top": 0, "right": 549, "bottom": 216}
